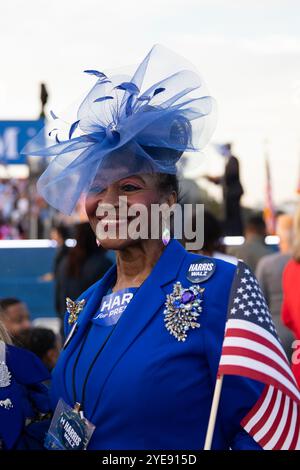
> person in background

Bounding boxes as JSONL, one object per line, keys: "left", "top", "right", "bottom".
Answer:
{"left": 22, "top": 327, "right": 61, "bottom": 372}
{"left": 256, "top": 214, "right": 294, "bottom": 355}
{"left": 200, "top": 210, "right": 237, "bottom": 264}
{"left": 228, "top": 215, "right": 273, "bottom": 272}
{"left": 0, "top": 298, "right": 31, "bottom": 347}
{"left": 0, "top": 320, "right": 50, "bottom": 450}
{"left": 51, "top": 225, "right": 70, "bottom": 277}
{"left": 52, "top": 225, "right": 71, "bottom": 320}
{"left": 41, "top": 224, "right": 70, "bottom": 285}
{"left": 205, "top": 143, "right": 244, "bottom": 236}
{"left": 55, "top": 222, "right": 113, "bottom": 332}
{"left": 189, "top": 210, "right": 237, "bottom": 264}
{"left": 281, "top": 206, "right": 300, "bottom": 386}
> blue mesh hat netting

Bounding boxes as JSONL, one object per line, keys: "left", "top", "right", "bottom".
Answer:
{"left": 23, "top": 44, "right": 217, "bottom": 214}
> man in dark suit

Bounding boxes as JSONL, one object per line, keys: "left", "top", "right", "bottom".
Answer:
{"left": 206, "top": 143, "right": 244, "bottom": 236}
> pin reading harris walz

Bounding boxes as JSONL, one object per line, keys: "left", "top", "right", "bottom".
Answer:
{"left": 164, "top": 282, "right": 204, "bottom": 341}
{"left": 66, "top": 298, "right": 86, "bottom": 325}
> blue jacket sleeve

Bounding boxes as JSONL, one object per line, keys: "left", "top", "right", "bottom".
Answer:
{"left": 0, "top": 345, "right": 51, "bottom": 449}
{"left": 231, "top": 428, "right": 262, "bottom": 450}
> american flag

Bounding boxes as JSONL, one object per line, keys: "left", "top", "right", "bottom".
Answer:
{"left": 218, "top": 261, "right": 300, "bottom": 450}
{"left": 263, "top": 155, "right": 276, "bottom": 235}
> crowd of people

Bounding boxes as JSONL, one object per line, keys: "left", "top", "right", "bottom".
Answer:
{"left": 0, "top": 178, "right": 30, "bottom": 239}
{"left": 0, "top": 177, "right": 86, "bottom": 239}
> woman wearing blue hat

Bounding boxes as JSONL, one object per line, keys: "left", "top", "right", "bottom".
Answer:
{"left": 0, "top": 321, "right": 50, "bottom": 450}
{"left": 25, "top": 45, "right": 285, "bottom": 450}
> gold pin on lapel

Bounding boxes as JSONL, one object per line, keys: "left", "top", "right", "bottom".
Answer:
{"left": 66, "top": 298, "right": 86, "bottom": 325}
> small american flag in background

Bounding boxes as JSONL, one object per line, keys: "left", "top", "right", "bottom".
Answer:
{"left": 263, "top": 156, "right": 276, "bottom": 235}
{"left": 218, "top": 261, "right": 300, "bottom": 450}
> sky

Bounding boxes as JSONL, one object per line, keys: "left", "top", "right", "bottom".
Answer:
{"left": 0, "top": 0, "right": 300, "bottom": 208}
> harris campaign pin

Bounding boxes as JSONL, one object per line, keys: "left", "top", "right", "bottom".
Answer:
{"left": 186, "top": 259, "right": 216, "bottom": 283}
{"left": 92, "top": 288, "right": 138, "bottom": 327}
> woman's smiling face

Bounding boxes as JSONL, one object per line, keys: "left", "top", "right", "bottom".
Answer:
{"left": 85, "top": 173, "right": 167, "bottom": 250}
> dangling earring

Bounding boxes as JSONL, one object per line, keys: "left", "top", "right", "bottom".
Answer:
{"left": 96, "top": 238, "right": 101, "bottom": 247}
{"left": 162, "top": 220, "right": 170, "bottom": 246}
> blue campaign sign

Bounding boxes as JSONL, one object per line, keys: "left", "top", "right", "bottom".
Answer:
{"left": 0, "top": 120, "right": 44, "bottom": 164}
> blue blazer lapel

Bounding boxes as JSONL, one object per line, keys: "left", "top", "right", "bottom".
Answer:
{"left": 86, "top": 239, "right": 187, "bottom": 420}
{"left": 71, "top": 265, "right": 117, "bottom": 343}
{"left": 54, "top": 265, "right": 117, "bottom": 404}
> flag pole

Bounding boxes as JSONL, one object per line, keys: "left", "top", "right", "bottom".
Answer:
{"left": 204, "top": 262, "right": 242, "bottom": 450}
{"left": 204, "top": 375, "right": 224, "bottom": 450}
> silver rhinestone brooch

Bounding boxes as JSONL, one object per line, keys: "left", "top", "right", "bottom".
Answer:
{"left": 164, "top": 282, "right": 204, "bottom": 341}
{"left": 0, "top": 361, "right": 12, "bottom": 388}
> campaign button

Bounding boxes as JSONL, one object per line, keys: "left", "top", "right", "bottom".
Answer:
{"left": 92, "top": 287, "right": 138, "bottom": 327}
{"left": 186, "top": 259, "right": 216, "bottom": 283}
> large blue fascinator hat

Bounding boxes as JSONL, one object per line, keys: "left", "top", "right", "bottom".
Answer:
{"left": 24, "top": 44, "right": 216, "bottom": 214}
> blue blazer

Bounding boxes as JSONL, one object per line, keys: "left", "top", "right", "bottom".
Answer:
{"left": 50, "top": 239, "right": 263, "bottom": 450}
{"left": 0, "top": 344, "right": 50, "bottom": 449}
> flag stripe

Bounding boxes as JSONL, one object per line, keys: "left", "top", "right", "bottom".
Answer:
{"left": 223, "top": 333, "right": 291, "bottom": 376}
{"left": 224, "top": 329, "right": 288, "bottom": 370}
{"left": 222, "top": 343, "right": 295, "bottom": 384}
{"left": 253, "top": 390, "right": 283, "bottom": 442}
{"left": 225, "top": 319, "right": 288, "bottom": 360}
{"left": 262, "top": 395, "right": 289, "bottom": 449}
{"left": 241, "top": 385, "right": 272, "bottom": 430}
{"left": 219, "top": 359, "right": 300, "bottom": 403}
{"left": 248, "top": 388, "right": 278, "bottom": 437}
{"left": 274, "top": 400, "right": 294, "bottom": 450}
{"left": 225, "top": 320, "right": 289, "bottom": 365}
{"left": 260, "top": 392, "right": 287, "bottom": 449}
{"left": 282, "top": 401, "right": 298, "bottom": 450}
